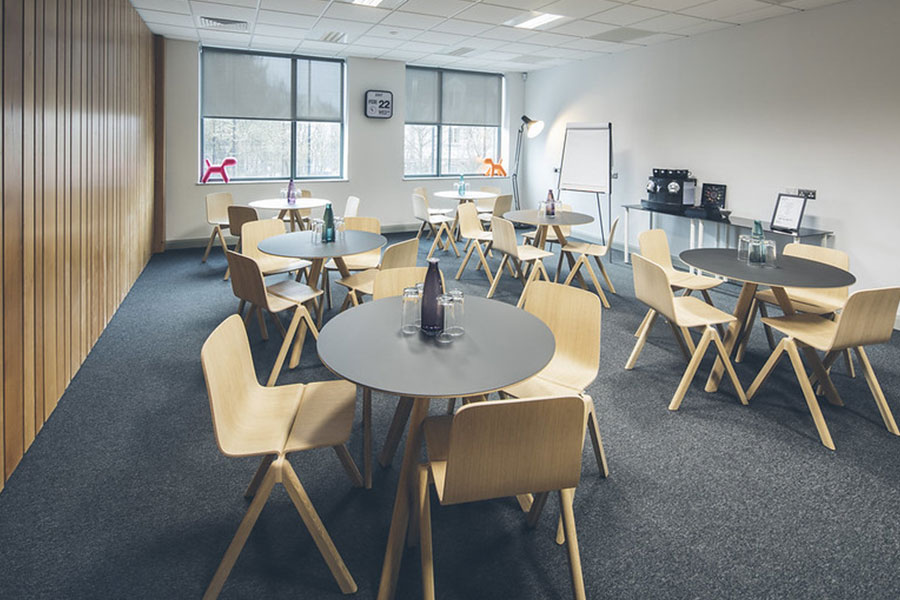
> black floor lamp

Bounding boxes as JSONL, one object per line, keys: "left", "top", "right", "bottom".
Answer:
{"left": 511, "top": 115, "right": 544, "bottom": 211}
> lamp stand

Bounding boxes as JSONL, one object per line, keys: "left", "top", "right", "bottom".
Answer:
{"left": 511, "top": 123, "right": 526, "bottom": 211}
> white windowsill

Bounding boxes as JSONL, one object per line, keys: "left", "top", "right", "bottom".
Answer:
{"left": 195, "top": 178, "right": 350, "bottom": 186}
{"left": 403, "top": 175, "right": 509, "bottom": 182}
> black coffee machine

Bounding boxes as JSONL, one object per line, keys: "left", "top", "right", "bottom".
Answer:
{"left": 642, "top": 169, "right": 696, "bottom": 214}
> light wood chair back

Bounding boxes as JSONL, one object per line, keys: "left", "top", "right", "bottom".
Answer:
{"left": 632, "top": 254, "right": 677, "bottom": 322}
{"left": 300, "top": 189, "right": 312, "bottom": 198}
{"left": 438, "top": 396, "right": 588, "bottom": 505}
{"left": 491, "top": 194, "right": 512, "bottom": 218}
{"left": 522, "top": 281, "right": 601, "bottom": 391}
{"left": 200, "top": 314, "right": 264, "bottom": 457}
{"left": 477, "top": 186, "right": 501, "bottom": 211}
{"left": 413, "top": 186, "right": 428, "bottom": 201}
{"left": 830, "top": 287, "right": 900, "bottom": 350}
{"left": 782, "top": 243, "right": 850, "bottom": 305}
{"left": 412, "top": 193, "right": 430, "bottom": 221}
{"left": 344, "top": 216, "right": 380, "bottom": 234}
{"left": 602, "top": 217, "right": 619, "bottom": 255}
{"left": 457, "top": 202, "right": 484, "bottom": 239}
{"left": 206, "top": 192, "right": 233, "bottom": 225}
{"left": 344, "top": 195, "right": 360, "bottom": 218}
{"left": 638, "top": 229, "right": 675, "bottom": 271}
{"left": 225, "top": 251, "right": 270, "bottom": 310}
{"left": 373, "top": 266, "right": 446, "bottom": 300}
{"left": 480, "top": 185, "right": 501, "bottom": 195}
{"left": 491, "top": 217, "right": 520, "bottom": 258}
{"left": 380, "top": 238, "right": 419, "bottom": 270}
{"left": 240, "top": 219, "right": 285, "bottom": 261}
{"left": 227, "top": 205, "right": 259, "bottom": 241}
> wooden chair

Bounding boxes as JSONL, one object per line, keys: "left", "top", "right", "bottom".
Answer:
{"left": 500, "top": 280, "right": 609, "bottom": 476}
{"left": 202, "top": 192, "right": 233, "bottom": 264}
{"left": 738, "top": 244, "right": 852, "bottom": 365}
{"left": 487, "top": 216, "right": 553, "bottom": 308}
{"left": 523, "top": 203, "right": 572, "bottom": 249}
{"left": 415, "top": 395, "right": 591, "bottom": 600}
{"left": 335, "top": 237, "right": 419, "bottom": 309}
{"left": 413, "top": 193, "right": 459, "bottom": 259}
{"left": 321, "top": 216, "right": 383, "bottom": 309}
{"left": 344, "top": 195, "right": 360, "bottom": 218}
{"left": 746, "top": 287, "right": 900, "bottom": 450}
{"left": 200, "top": 315, "right": 361, "bottom": 599}
{"left": 225, "top": 251, "right": 322, "bottom": 387}
{"left": 223, "top": 205, "right": 258, "bottom": 281}
{"left": 478, "top": 193, "right": 512, "bottom": 227}
{"left": 626, "top": 254, "right": 747, "bottom": 411}
{"left": 240, "top": 218, "right": 310, "bottom": 278}
{"left": 475, "top": 185, "right": 501, "bottom": 214}
{"left": 414, "top": 186, "right": 453, "bottom": 217}
{"left": 557, "top": 217, "right": 619, "bottom": 309}
{"left": 455, "top": 202, "right": 494, "bottom": 285}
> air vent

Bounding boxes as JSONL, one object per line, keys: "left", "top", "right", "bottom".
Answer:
{"left": 446, "top": 47, "right": 475, "bottom": 57}
{"left": 320, "top": 31, "right": 348, "bottom": 44}
{"left": 198, "top": 16, "right": 248, "bottom": 32}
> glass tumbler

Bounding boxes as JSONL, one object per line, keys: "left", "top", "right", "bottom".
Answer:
{"left": 335, "top": 217, "right": 345, "bottom": 241}
{"left": 737, "top": 235, "right": 751, "bottom": 262}
{"left": 763, "top": 240, "right": 777, "bottom": 265}
{"left": 446, "top": 289, "right": 464, "bottom": 337}
{"left": 436, "top": 295, "right": 455, "bottom": 344}
{"left": 401, "top": 287, "right": 420, "bottom": 335}
{"left": 414, "top": 283, "right": 425, "bottom": 327}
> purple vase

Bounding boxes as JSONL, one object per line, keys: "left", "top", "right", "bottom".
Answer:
{"left": 420, "top": 258, "right": 444, "bottom": 336}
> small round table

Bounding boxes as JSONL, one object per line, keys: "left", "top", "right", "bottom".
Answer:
{"left": 680, "top": 248, "right": 856, "bottom": 392}
{"left": 249, "top": 198, "right": 330, "bottom": 231}
{"left": 318, "top": 296, "right": 554, "bottom": 599}
{"left": 504, "top": 209, "right": 595, "bottom": 287}
{"left": 432, "top": 189, "right": 497, "bottom": 202}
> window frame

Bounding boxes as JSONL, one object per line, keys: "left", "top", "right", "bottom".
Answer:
{"left": 404, "top": 66, "right": 504, "bottom": 179}
{"left": 199, "top": 46, "right": 346, "bottom": 182}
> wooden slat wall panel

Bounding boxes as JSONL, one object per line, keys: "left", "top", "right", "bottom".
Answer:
{"left": 1, "top": 0, "right": 155, "bottom": 486}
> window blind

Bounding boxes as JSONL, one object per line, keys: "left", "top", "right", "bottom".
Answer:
{"left": 201, "top": 49, "right": 292, "bottom": 120}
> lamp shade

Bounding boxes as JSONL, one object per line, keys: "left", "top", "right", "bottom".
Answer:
{"left": 521, "top": 115, "right": 544, "bottom": 138}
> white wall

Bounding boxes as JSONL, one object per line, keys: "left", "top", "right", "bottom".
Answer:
{"left": 521, "top": 0, "right": 900, "bottom": 302}
{"left": 164, "top": 38, "right": 523, "bottom": 242}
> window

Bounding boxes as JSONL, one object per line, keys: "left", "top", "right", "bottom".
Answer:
{"left": 404, "top": 67, "right": 503, "bottom": 177}
{"left": 201, "top": 48, "right": 344, "bottom": 180}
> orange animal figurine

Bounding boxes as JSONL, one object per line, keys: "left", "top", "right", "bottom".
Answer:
{"left": 482, "top": 157, "right": 507, "bottom": 177}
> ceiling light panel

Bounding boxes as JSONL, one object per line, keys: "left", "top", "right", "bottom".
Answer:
{"left": 513, "top": 13, "right": 565, "bottom": 30}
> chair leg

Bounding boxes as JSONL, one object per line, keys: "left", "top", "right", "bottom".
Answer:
{"left": 582, "top": 258, "right": 610, "bottom": 309}
{"left": 203, "top": 463, "right": 277, "bottom": 600}
{"left": 474, "top": 242, "right": 494, "bottom": 285}
{"left": 333, "top": 444, "right": 364, "bottom": 488}
{"left": 804, "top": 348, "right": 843, "bottom": 407}
{"left": 379, "top": 397, "right": 414, "bottom": 468}
{"left": 256, "top": 306, "right": 268, "bottom": 340}
{"left": 281, "top": 460, "right": 358, "bottom": 594}
{"left": 843, "top": 348, "right": 856, "bottom": 378}
{"left": 747, "top": 339, "right": 787, "bottom": 400}
{"left": 517, "top": 260, "right": 547, "bottom": 308}
{"left": 236, "top": 299, "right": 246, "bottom": 317}
{"left": 595, "top": 256, "right": 616, "bottom": 295}
{"left": 562, "top": 255, "right": 584, "bottom": 288}
{"left": 634, "top": 309, "right": 653, "bottom": 338}
{"left": 363, "top": 388, "right": 373, "bottom": 489}
{"left": 758, "top": 302, "right": 776, "bottom": 350}
{"left": 455, "top": 241, "right": 477, "bottom": 280}
{"left": 323, "top": 269, "right": 333, "bottom": 310}
{"left": 268, "top": 307, "right": 304, "bottom": 386}
{"left": 710, "top": 327, "right": 748, "bottom": 405}
{"left": 559, "top": 488, "right": 586, "bottom": 600}
{"left": 854, "top": 346, "right": 900, "bottom": 435}
{"left": 415, "top": 222, "right": 426, "bottom": 240}
{"left": 486, "top": 255, "right": 507, "bottom": 299}
{"left": 555, "top": 251, "right": 566, "bottom": 283}
{"left": 735, "top": 298, "right": 758, "bottom": 364}
{"left": 784, "top": 339, "right": 835, "bottom": 450}
{"left": 244, "top": 454, "right": 275, "bottom": 499}
{"left": 587, "top": 404, "right": 609, "bottom": 477}
{"left": 625, "top": 310, "right": 658, "bottom": 370}
{"left": 202, "top": 228, "right": 217, "bottom": 263}
{"left": 417, "top": 466, "right": 435, "bottom": 600}
{"left": 269, "top": 310, "right": 287, "bottom": 338}
{"left": 526, "top": 491, "right": 550, "bottom": 528}
{"left": 426, "top": 228, "right": 443, "bottom": 260}
{"left": 669, "top": 327, "right": 713, "bottom": 411}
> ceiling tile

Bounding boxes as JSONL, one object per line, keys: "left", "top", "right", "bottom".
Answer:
{"left": 380, "top": 11, "right": 444, "bottom": 29}
{"left": 633, "top": 0, "right": 708, "bottom": 9}
{"left": 410, "top": 31, "right": 468, "bottom": 46}
{"left": 536, "top": 46, "right": 596, "bottom": 59}
{"left": 630, "top": 32, "right": 684, "bottom": 45}
{"left": 591, "top": 26, "right": 655, "bottom": 42}
{"left": 252, "top": 37, "right": 302, "bottom": 51}
{"left": 432, "top": 19, "right": 494, "bottom": 35}
{"left": 520, "top": 31, "right": 580, "bottom": 47}
{"left": 190, "top": 1, "right": 256, "bottom": 22}
{"left": 479, "top": 25, "right": 535, "bottom": 41}
{"left": 296, "top": 39, "right": 342, "bottom": 54}
{"left": 259, "top": 0, "right": 327, "bottom": 15}
{"left": 453, "top": 3, "right": 527, "bottom": 25}
{"left": 728, "top": 4, "right": 797, "bottom": 23}
{"left": 682, "top": 0, "right": 772, "bottom": 21}
{"left": 366, "top": 24, "right": 423, "bottom": 40}
{"left": 783, "top": 0, "right": 848, "bottom": 8}
{"left": 199, "top": 30, "right": 251, "bottom": 48}
{"left": 397, "top": 0, "right": 475, "bottom": 17}
{"left": 323, "top": 3, "right": 391, "bottom": 23}
{"left": 200, "top": 0, "right": 257, "bottom": 7}
{"left": 455, "top": 36, "right": 507, "bottom": 51}
{"left": 588, "top": 4, "right": 665, "bottom": 25}
{"left": 309, "top": 17, "right": 375, "bottom": 37}
{"left": 484, "top": 0, "right": 548, "bottom": 9}
{"left": 337, "top": 45, "right": 387, "bottom": 58}
{"left": 547, "top": 19, "right": 617, "bottom": 37}
{"left": 130, "top": 0, "right": 191, "bottom": 14}
{"left": 252, "top": 23, "right": 308, "bottom": 39}
{"left": 256, "top": 10, "right": 318, "bottom": 28}
{"left": 146, "top": 24, "right": 199, "bottom": 40}
{"left": 496, "top": 41, "right": 551, "bottom": 54}
{"left": 353, "top": 34, "right": 405, "bottom": 49}
{"left": 381, "top": 49, "right": 429, "bottom": 60}
{"left": 398, "top": 40, "right": 448, "bottom": 53}
{"left": 674, "top": 20, "right": 731, "bottom": 35}
{"left": 478, "top": 50, "right": 521, "bottom": 62}
{"left": 136, "top": 9, "right": 195, "bottom": 28}
{"left": 537, "top": 0, "right": 621, "bottom": 19}
{"left": 636, "top": 13, "right": 707, "bottom": 32}
{"left": 561, "top": 37, "right": 636, "bottom": 52}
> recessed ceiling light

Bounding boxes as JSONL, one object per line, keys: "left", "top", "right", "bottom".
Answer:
{"left": 352, "top": 0, "right": 383, "bottom": 6}
{"left": 513, "top": 13, "right": 563, "bottom": 30}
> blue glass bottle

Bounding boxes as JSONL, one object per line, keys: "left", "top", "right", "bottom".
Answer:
{"left": 420, "top": 258, "right": 444, "bottom": 337}
{"left": 749, "top": 219, "right": 765, "bottom": 263}
{"left": 458, "top": 174, "right": 466, "bottom": 196}
{"left": 323, "top": 203, "right": 335, "bottom": 243}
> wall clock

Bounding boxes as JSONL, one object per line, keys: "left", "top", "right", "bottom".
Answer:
{"left": 365, "top": 90, "right": 393, "bottom": 119}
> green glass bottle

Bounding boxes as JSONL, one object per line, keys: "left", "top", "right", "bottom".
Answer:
{"left": 323, "top": 203, "right": 335, "bottom": 243}
{"left": 749, "top": 219, "right": 765, "bottom": 263}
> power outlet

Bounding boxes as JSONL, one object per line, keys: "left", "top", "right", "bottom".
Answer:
{"left": 798, "top": 188, "right": 816, "bottom": 200}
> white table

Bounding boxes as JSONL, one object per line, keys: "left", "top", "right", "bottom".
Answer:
{"left": 249, "top": 198, "right": 330, "bottom": 231}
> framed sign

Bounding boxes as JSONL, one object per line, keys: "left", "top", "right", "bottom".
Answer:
{"left": 365, "top": 90, "right": 393, "bottom": 119}
{"left": 701, "top": 183, "right": 727, "bottom": 207}
{"left": 770, "top": 192, "right": 807, "bottom": 233}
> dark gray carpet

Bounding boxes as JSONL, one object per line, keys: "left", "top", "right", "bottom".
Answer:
{"left": 1, "top": 232, "right": 899, "bottom": 599}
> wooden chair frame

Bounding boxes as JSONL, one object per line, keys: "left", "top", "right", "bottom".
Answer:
{"left": 202, "top": 192, "right": 233, "bottom": 264}
{"left": 557, "top": 217, "right": 620, "bottom": 309}
{"left": 487, "top": 216, "right": 552, "bottom": 308}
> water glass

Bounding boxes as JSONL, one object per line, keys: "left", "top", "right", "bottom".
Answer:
{"left": 446, "top": 289, "right": 464, "bottom": 337}
{"left": 764, "top": 240, "right": 777, "bottom": 265}
{"left": 280, "top": 187, "right": 287, "bottom": 200}
{"left": 401, "top": 287, "right": 420, "bottom": 335}
{"left": 414, "top": 283, "right": 424, "bottom": 327}
{"left": 436, "top": 295, "right": 455, "bottom": 344}
{"left": 311, "top": 218, "right": 324, "bottom": 243}
{"left": 737, "top": 234, "right": 751, "bottom": 262}
{"left": 335, "top": 217, "right": 345, "bottom": 241}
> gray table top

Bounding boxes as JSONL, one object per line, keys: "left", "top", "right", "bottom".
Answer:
{"left": 623, "top": 203, "right": 833, "bottom": 237}
{"left": 504, "top": 209, "right": 594, "bottom": 227}
{"left": 680, "top": 248, "right": 856, "bottom": 288}
{"left": 317, "top": 296, "right": 555, "bottom": 399}
{"left": 257, "top": 230, "right": 387, "bottom": 260}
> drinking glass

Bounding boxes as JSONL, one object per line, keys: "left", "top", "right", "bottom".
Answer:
{"left": 737, "top": 235, "right": 751, "bottom": 262}
{"left": 764, "top": 240, "right": 777, "bottom": 265}
{"left": 446, "top": 289, "right": 464, "bottom": 337}
{"left": 401, "top": 287, "right": 420, "bottom": 335}
{"left": 436, "top": 295, "right": 455, "bottom": 344}
{"left": 335, "top": 217, "right": 345, "bottom": 241}
{"left": 311, "top": 218, "right": 324, "bottom": 243}
{"left": 280, "top": 188, "right": 287, "bottom": 200}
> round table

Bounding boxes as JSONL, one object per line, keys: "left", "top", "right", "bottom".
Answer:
{"left": 318, "top": 295, "right": 554, "bottom": 599}
{"left": 249, "top": 198, "right": 330, "bottom": 231}
{"left": 505, "top": 209, "right": 595, "bottom": 287}
{"left": 680, "top": 248, "right": 856, "bottom": 392}
{"left": 433, "top": 189, "right": 497, "bottom": 201}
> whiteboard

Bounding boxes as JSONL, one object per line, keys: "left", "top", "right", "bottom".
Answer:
{"left": 558, "top": 123, "right": 611, "bottom": 194}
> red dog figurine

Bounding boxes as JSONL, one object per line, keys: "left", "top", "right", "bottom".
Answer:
{"left": 201, "top": 157, "right": 237, "bottom": 183}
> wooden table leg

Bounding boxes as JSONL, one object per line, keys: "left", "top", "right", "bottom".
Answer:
{"left": 553, "top": 226, "right": 587, "bottom": 290}
{"left": 705, "top": 282, "right": 757, "bottom": 392}
{"left": 377, "top": 397, "right": 430, "bottom": 600}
